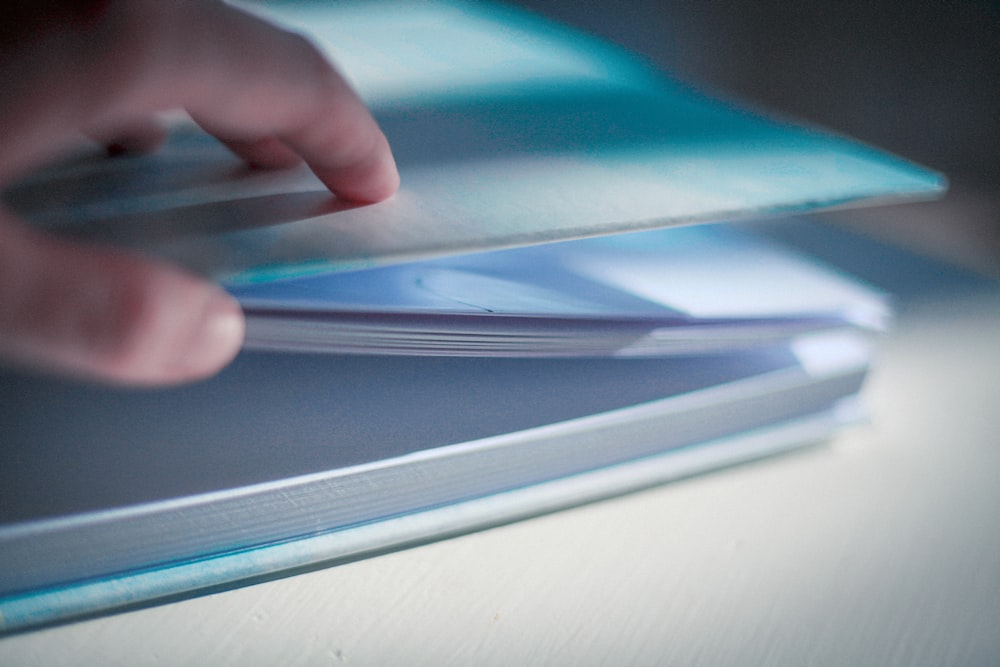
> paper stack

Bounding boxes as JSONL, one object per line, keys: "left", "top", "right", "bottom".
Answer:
{"left": 0, "top": 0, "right": 942, "bottom": 632}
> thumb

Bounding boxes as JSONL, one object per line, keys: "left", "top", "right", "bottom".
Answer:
{"left": 0, "top": 212, "right": 244, "bottom": 385}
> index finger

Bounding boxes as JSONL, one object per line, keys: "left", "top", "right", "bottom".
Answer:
{"left": 3, "top": 0, "right": 399, "bottom": 202}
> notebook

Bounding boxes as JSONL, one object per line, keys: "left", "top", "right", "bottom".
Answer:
{"left": 0, "top": 0, "right": 941, "bottom": 632}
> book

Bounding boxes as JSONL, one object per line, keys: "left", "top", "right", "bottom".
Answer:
{"left": 0, "top": 0, "right": 941, "bottom": 632}
{"left": 0, "top": 326, "right": 871, "bottom": 632}
{"left": 232, "top": 224, "right": 890, "bottom": 356}
{"left": 6, "top": 0, "right": 942, "bottom": 284}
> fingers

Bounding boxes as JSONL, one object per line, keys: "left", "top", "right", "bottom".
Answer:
{"left": 100, "top": 0, "right": 398, "bottom": 202}
{"left": 176, "top": 1, "right": 399, "bottom": 201}
{"left": 1, "top": 0, "right": 399, "bottom": 201}
{"left": 0, "top": 1, "right": 397, "bottom": 385}
{"left": 0, "top": 211, "right": 244, "bottom": 385}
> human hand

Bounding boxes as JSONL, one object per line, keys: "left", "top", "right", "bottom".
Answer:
{"left": 0, "top": 0, "right": 398, "bottom": 385}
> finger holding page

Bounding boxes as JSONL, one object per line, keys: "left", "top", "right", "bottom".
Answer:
{"left": 164, "top": 1, "right": 400, "bottom": 202}
{"left": 0, "top": 210, "right": 245, "bottom": 385}
{"left": 2, "top": 1, "right": 399, "bottom": 199}
{"left": 0, "top": 0, "right": 396, "bottom": 384}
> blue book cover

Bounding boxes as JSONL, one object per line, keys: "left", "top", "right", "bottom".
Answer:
{"left": 0, "top": 0, "right": 941, "bottom": 634}
{"left": 7, "top": 0, "right": 944, "bottom": 285}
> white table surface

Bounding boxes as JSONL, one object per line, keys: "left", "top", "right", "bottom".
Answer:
{"left": 2, "top": 245, "right": 998, "bottom": 665}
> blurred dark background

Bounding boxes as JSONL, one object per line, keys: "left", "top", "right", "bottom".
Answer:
{"left": 512, "top": 0, "right": 1000, "bottom": 275}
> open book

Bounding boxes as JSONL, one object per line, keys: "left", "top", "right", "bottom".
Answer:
{"left": 8, "top": 0, "right": 941, "bottom": 285}
{"left": 0, "top": 0, "right": 942, "bottom": 633}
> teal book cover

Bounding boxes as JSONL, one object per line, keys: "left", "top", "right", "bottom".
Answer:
{"left": 7, "top": 0, "right": 944, "bottom": 285}
{"left": 0, "top": 0, "right": 943, "bottom": 634}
